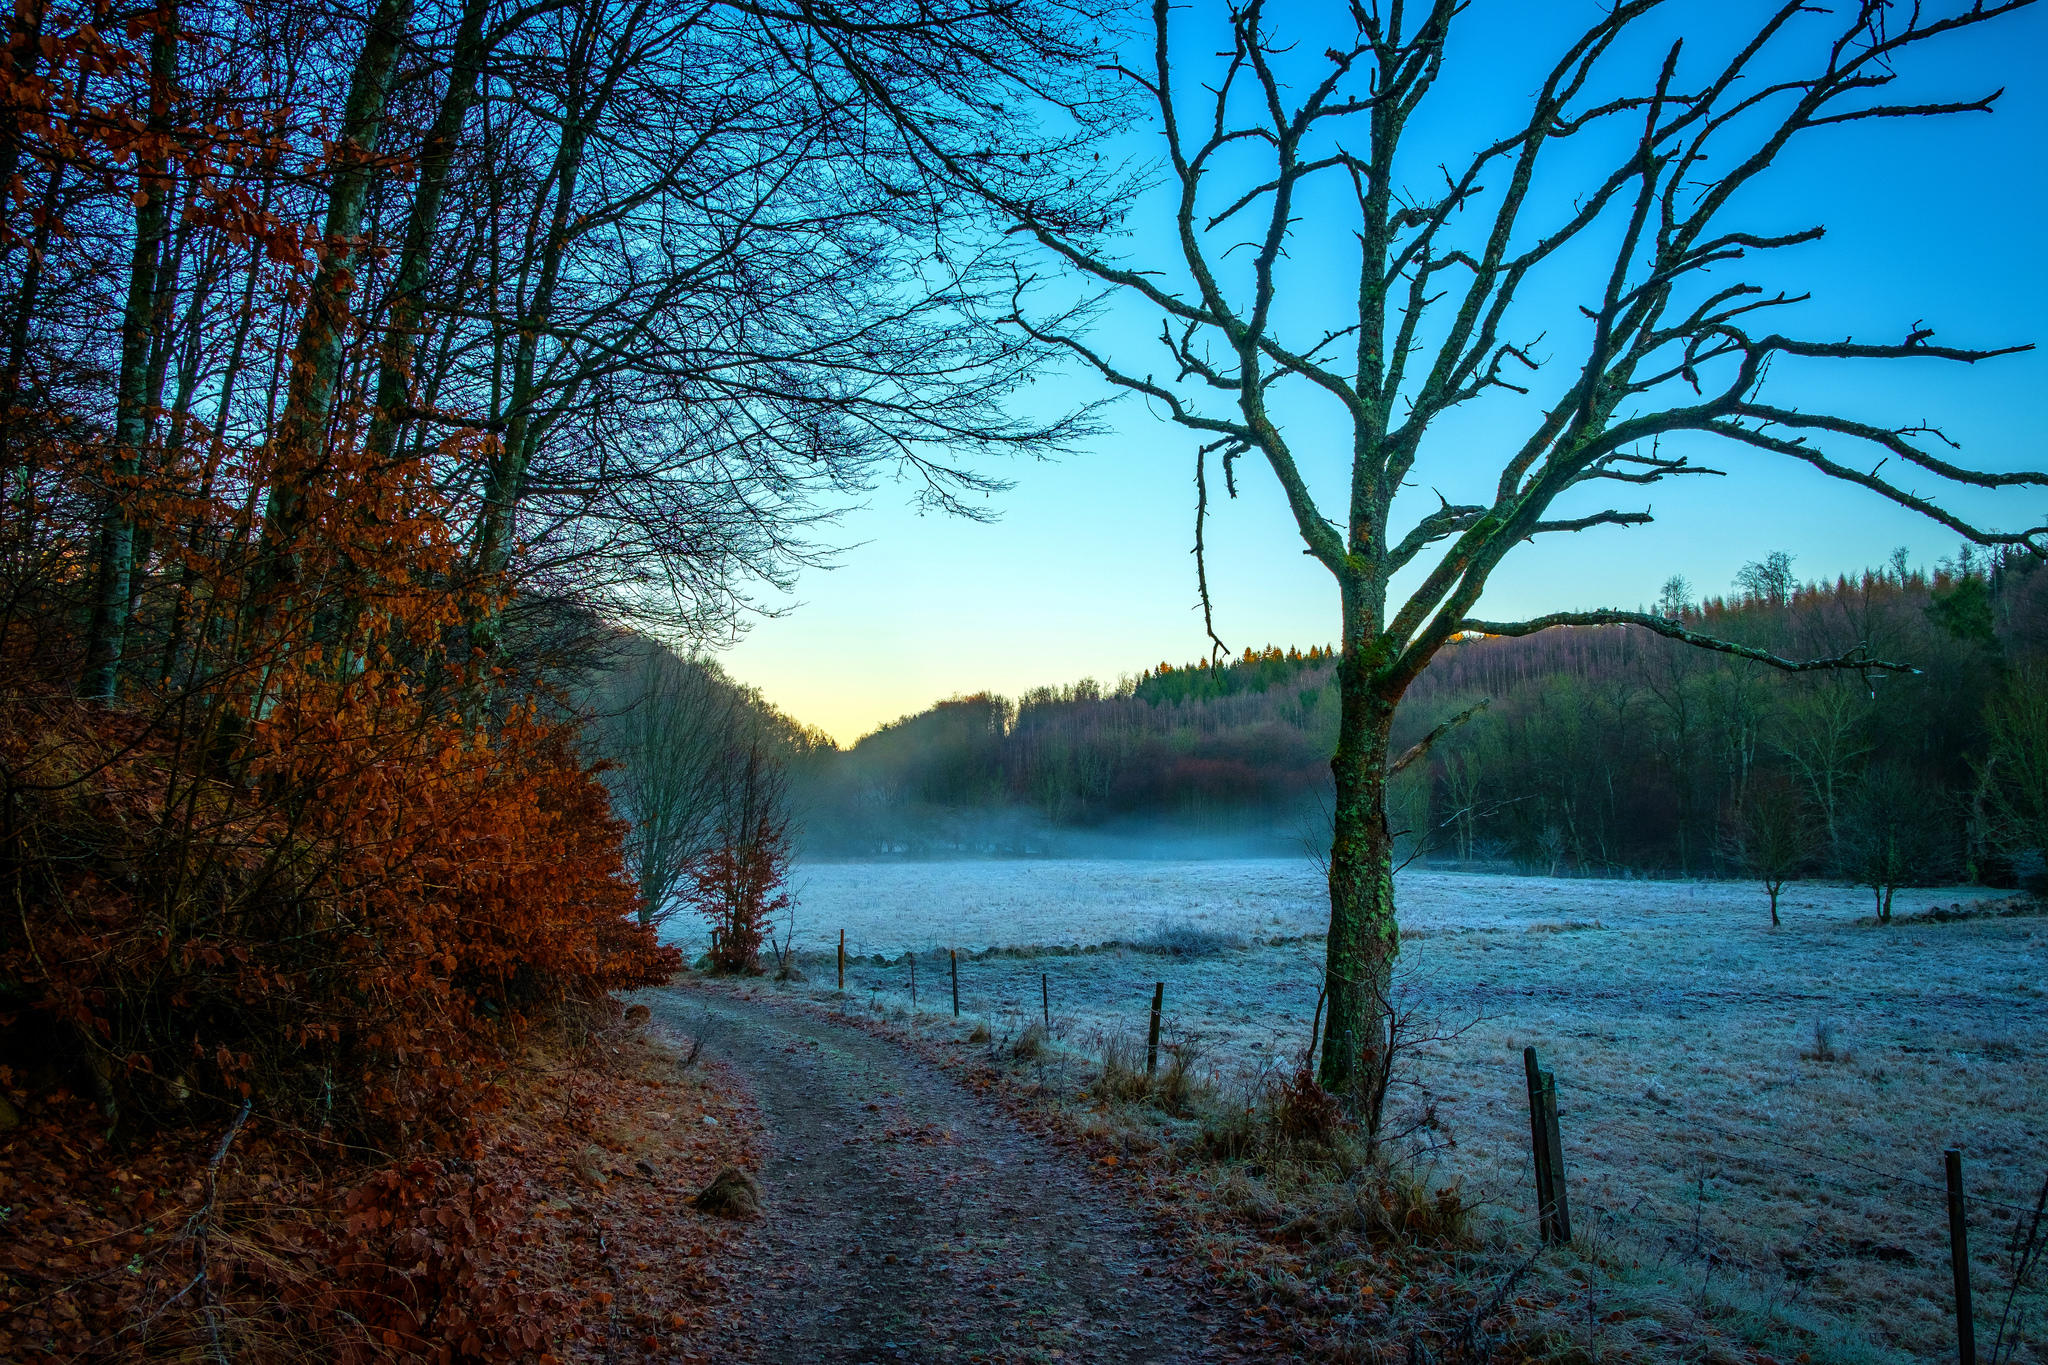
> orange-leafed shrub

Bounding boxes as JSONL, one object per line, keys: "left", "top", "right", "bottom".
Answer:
{"left": 0, "top": 422, "right": 679, "bottom": 1356}
{"left": 691, "top": 838, "right": 790, "bottom": 974}
{"left": 1, "top": 422, "right": 677, "bottom": 1141}
{"left": 0, "top": 685, "right": 676, "bottom": 1145}
{"left": 687, "top": 738, "right": 794, "bottom": 975}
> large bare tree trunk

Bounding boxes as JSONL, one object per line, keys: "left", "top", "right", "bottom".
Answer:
{"left": 1319, "top": 640, "right": 1398, "bottom": 1103}
{"left": 80, "top": 4, "right": 175, "bottom": 701}
{"left": 250, "top": 0, "right": 414, "bottom": 612}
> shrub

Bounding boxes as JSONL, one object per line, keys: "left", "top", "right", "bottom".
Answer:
{"left": 0, "top": 427, "right": 679, "bottom": 1356}
{"left": 1801, "top": 1017, "right": 1851, "bottom": 1063}
{"left": 687, "top": 739, "right": 794, "bottom": 975}
{"left": 1, "top": 691, "right": 677, "bottom": 1144}
{"left": 1270, "top": 1066, "right": 1347, "bottom": 1145}
{"left": 1135, "top": 918, "right": 1246, "bottom": 958}
{"left": 1012, "top": 1022, "right": 1050, "bottom": 1061}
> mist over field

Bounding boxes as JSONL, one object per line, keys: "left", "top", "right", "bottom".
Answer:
{"left": 796, "top": 807, "right": 1317, "bottom": 862}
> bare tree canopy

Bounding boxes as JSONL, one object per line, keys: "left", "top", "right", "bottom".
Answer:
{"left": 6, "top": 0, "right": 1137, "bottom": 705}
{"left": 912, "top": 0, "right": 2045, "bottom": 1103}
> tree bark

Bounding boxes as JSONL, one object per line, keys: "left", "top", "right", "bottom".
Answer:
{"left": 1319, "top": 633, "right": 1399, "bottom": 1104}
{"left": 364, "top": 0, "right": 492, "bottom": 468}
{"left": 250, "top": 0, "right": 415, "bottom": 612}
{"left": 80, "top": 4, "right": 175, "bottom": 701}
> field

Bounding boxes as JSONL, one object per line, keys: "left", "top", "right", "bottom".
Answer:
{"left": 749, "top": 860, "right": 2048, "bottom": 1363}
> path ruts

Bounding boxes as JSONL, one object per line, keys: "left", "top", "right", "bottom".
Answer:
{"left": 642, "top": 986, "right": 1256, "bottom": 1364}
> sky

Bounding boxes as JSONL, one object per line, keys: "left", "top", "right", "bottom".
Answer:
{"left": 722, "top": 0, "right": 2048, "bottom": 746}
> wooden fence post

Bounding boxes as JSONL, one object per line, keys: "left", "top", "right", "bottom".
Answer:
{"left": 1542, "top": 1068, "right": 1571, "bottom": 1243}
{"left": 837, "top": 929, "right": 845, "bottom": 992}
{"left": 1523, "top": 1046, "right": 1571, "bottom": 1244}
{"left": 1146, "top": 982, "right": 1164, "bottom": 1076}
{"left": 1947, "top": 1146, "right": 1977, "bottom": 1365}
{"left": 949, "top": 949, "right": 959, "bottom": 1018}
{"left": 1523, "top": 1047, "right": 1553, "bottom": 1240}
{"left": 1041, "top": 973, "right": 1050, "bottom": 1029}
{"left": 909, "top": 953, "right": 916, "bottom": 1009}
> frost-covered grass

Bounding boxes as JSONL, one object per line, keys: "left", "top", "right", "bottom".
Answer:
{"left": 783, "top": 860, "right": 2047, "bottom": 1363}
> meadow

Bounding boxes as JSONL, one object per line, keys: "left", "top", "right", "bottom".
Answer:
{"left": 770, "top": 860, "right": 2047, "bottom": 1362}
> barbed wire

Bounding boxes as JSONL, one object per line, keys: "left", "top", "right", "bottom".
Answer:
{"left": 838, "top": 951, "right": 2048, "bottom": 1221}
{"left": 1555, "top": 1070, "right": 2047, "bottom": 1219}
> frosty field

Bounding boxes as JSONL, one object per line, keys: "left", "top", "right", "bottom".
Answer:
{"left": 763, "top": 860, "right": 2047, "bottom": 1363}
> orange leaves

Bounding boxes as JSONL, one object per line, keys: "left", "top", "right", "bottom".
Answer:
{"left": 2, "top": 500, "right": 673, "bottom": 1153}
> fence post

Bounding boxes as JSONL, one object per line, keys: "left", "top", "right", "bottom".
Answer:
{"left": 1041, "top": 973, "right": 1050, "bottom": 1029}
{"left": 950, "top": 949, "right": 959, "bottom": 1018}
{"left": 1523, "top": 1046, "right": 1570, "bottom": 1244}
{"left": 909, "top": 953, "right": 916, "bottom": 1009}
{"left": 1946, "top": 1146, "right": 1977, "bottom": 1365}
{"left": 1146, "top": 982, "right": 1165, "bottom": 1076}
{"left": 837, "top": 929, "right": 845, "bottom": 993}
{"left": 1542, "top": 1069, "right": 1571, "bottom": 1244}
{"left": 1523, "top": 1047, "right": 1553, "bottom": 1240}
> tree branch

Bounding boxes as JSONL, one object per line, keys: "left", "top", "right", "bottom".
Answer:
{"left": 1459, "top": 611, "right": 1918, "bottom": 673}
{"left": 1387, "top": 697, "right": 1491, "bottom": 778}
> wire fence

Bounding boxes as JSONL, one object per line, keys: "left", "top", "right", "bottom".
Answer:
{"left": 818, "top": 938, "right": 2048, "bottom": 1363}
{"left": 1535, "top": 1062, "right": 2048, "bottom": 1364}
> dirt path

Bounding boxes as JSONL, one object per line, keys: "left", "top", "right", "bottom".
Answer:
{"left": 641, "top": 985, "right": 1255, "bottom": 1364}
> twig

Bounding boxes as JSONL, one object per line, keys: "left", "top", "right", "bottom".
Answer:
{"left": 197, "top": 1098, "right": 253, "bottom": 1363}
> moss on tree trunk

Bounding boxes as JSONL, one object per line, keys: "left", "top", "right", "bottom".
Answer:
{"left": 1318, "top": 655, "right": 1398, "bottom": 1105}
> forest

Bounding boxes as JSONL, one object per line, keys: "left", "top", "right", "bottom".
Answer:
{"left": 803, "top": 549, "right": 2048, "bottom": 904}
{"left": 0, "top": 0, "right": 1117, "bottom": 1355}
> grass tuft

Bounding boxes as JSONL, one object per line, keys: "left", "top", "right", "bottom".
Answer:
{"left": 1011, "top": 1021, "right": 1049, "bottom": 1062}
{"left": 691, "top": 1165, "right": 761, "bottom": 1219}
{"left": 1133, "top": 918, "right": 1246, "bottom": 958}
{"left": 1800, "top": 1017, "right": 1850, "bottom": 1063}
{"left": 1089, "top": 1032, "right": 1152, "bottom": 1102}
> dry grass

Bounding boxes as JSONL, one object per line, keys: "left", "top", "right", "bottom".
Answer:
{"left": 1087, "top": 1031, "right": 1152, "bottom": 1102}
{"left": 691, "top": 1166, "right": 762, "bottom": 1219}
{"left": 1010, "top": 1021, "right": 1049, "bottom": 1062}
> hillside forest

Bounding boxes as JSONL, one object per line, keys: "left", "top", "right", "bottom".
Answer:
{"left": 795, "top": 550, "right": 2048, "bottom": 909}
{"left": 0, "top": 0, "right": 1116, "bottom": 1355}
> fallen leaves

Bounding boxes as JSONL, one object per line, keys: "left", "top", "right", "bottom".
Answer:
{"left": 0, "top": 1022, "right": 759, "bottom": 1361}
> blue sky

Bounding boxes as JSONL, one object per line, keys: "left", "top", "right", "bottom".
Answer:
{"left": 726, "top": 0, "right": 2048, "bottom": 745}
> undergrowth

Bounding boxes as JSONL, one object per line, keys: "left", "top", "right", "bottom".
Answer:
{"left": 0, "top": 455, "right": 683, "bottom": 1356}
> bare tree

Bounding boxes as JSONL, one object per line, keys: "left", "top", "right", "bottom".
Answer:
{"left": 936, "top": 0, "right": 2046, "bottom": 1097}
{"left": 34, "top": 0, "right": 1128, "bottom": 708}
{"left": 1840, "top": 762, "right": 1954, "bottom": 921}
{"left": 1734, "top": 551, "right": 1798, "bottom": 607}
{"left": 595, "top": 646, "right": 745, "bottom": 926}
{"left": 691, "top": 728, "right": 795, "bottom": 974}
{"left": 1727, "top": 776, "right": 1813, "bottom": 925}
{"left": 1980, "top": 663, "right": 2048, "bottom": 880}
